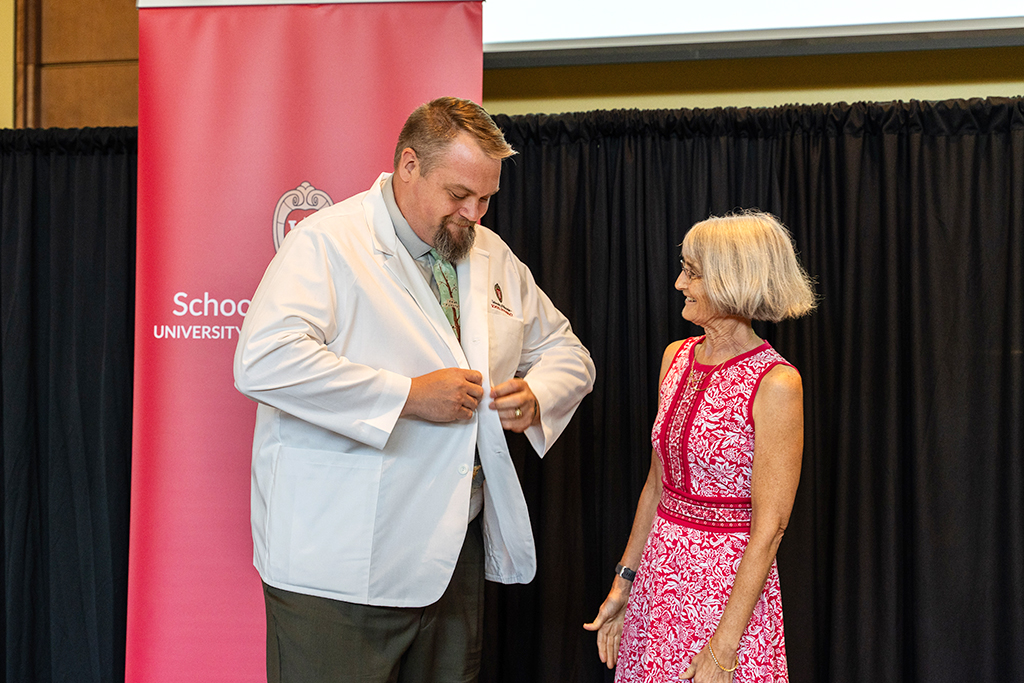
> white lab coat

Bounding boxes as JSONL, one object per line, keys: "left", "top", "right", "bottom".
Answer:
{"left": 234, "top": 173, "right": 595, "bottom": 607}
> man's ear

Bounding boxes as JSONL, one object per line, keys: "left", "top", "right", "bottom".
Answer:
{"left": 396, "top": 147, "right": 419, "bottom": 182}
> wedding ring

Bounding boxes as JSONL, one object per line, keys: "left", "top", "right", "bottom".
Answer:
{"left": 514, "top": 407, "right": 523, "bottom": 419}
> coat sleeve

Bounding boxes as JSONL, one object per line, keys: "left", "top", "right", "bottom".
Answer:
{"left": 512, "top": 254, "right": 596, "bottom": 456}
{"left": 233, "top": 224, "right": 411, "bottom": 451}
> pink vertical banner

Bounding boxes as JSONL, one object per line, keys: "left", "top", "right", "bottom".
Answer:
{"left": 128, "top": 3, "right": 482, "bottom": 680}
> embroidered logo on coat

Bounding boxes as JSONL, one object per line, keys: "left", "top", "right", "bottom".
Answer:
{"left": 490, "top": 281, "right": 514, "bottom": 317}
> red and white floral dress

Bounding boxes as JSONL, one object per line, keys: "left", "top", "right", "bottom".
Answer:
{"left": 615, "top": 336, "right": 792, "bottom": 683}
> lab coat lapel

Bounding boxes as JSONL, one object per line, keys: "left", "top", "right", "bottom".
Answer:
{"left": 387, "top": 248, "right": 467, "bottom": 366}
{"left": 364, "top": 175, "right": 467, "bottom": 367}
{"left": 458, "top": 244, "right": 489, "bottom": 384}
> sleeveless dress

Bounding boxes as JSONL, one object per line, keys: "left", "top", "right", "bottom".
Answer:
{"left": 614, "top": 336, "right": 792, "bottom": 683}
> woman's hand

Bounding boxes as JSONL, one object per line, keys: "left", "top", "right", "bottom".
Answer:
{"left": 679, "top": 642, "right": 736, "bottom": 682}
{"left": 583, "top": 577, "right": 631, "bottom": 669}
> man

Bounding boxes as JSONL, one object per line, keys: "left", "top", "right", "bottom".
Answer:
{"left": 234, "top": 97, "right": 595, "bottom": 682}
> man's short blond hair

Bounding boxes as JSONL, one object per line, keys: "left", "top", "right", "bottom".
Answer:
{"left": 681, "top": 211, "right": 817, "bottom": 322}
{"left": 393, "top": 97, "right": 515, "bottom": 174}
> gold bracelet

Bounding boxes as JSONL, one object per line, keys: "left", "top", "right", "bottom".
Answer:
{"left": 707, "top": 640, "right": 739, "bottom": 673}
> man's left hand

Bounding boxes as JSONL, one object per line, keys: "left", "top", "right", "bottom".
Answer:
{"left": 489, "top": 379, "right": 540, "bottom": 433}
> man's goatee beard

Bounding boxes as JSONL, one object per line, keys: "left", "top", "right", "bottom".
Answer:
{"left": 433, "top": 217, "right": 476, "bottom": 262}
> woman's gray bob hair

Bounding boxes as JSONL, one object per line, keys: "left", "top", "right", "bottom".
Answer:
{"left": 681, "top": 211, "right": 817, "bottom": 322}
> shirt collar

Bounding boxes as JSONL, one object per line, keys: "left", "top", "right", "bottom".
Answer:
{"left": 382, "top": 175, "right": 432, "bottom": 260}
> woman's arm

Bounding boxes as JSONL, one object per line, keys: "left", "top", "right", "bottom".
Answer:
{"left": 583, "top": 340, "right": 682, "bottom": 668}
{"left": 583, "top": 450, "right": 663, "bottom": 668}
{"left": 683, "top": 363, "right": 804, "bottom": 681}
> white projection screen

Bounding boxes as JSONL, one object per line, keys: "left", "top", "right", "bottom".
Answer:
{"left": 482, "top": 1, "right": 1024, "bottom": 67}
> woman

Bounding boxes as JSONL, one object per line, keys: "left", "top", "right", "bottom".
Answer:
{"left": 585, "top": 212, "right": 816, "bottom": 682}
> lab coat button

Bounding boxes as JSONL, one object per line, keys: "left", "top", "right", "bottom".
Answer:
{"left": 458, "top": 464, "right": 470, "bottom": 475}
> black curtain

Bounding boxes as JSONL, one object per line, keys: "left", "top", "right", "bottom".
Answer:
{"left": 481, "top": 98, "right": 1024, "bottom": 683}
{"left": 3, "top": 99, "right": 1023, "bottom": 683}
{"left": 1, "top": 128, "right": 136, "bottom": 683}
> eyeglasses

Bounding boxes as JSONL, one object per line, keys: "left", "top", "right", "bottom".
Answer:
{"left": 679, "top": 260, "right": 702, "bottom": 280}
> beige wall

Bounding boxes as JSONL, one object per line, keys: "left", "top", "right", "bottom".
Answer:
{"left": 1, "top": 0, "right": 12, "bottom": 127}
{"left": 483, "top": 46, "right": 1024, "bottom": 116}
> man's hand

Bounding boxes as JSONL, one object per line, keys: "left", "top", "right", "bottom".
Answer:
{"left": 403, "top": 368, "right": 484, "bottom": 422}
{"left": 489, "top": 378, "right": 540, "bottom": 433}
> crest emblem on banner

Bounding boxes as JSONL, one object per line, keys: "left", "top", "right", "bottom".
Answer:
{"left": 273, "top": 182, "right": 334, "bottom": 251}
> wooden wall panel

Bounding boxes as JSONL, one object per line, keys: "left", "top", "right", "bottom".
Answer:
{"left": 39, "top": 62, "right": 138, "bottom": 128}
{"left": 17, "top": 0, "right": 138, "bottom": 127}
{"left": 42, "top": 0, "right": 137, "bottom": 63}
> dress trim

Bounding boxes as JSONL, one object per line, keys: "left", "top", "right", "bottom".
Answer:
{"left": 658, "top": 480, "right": 752, "bottom": 532}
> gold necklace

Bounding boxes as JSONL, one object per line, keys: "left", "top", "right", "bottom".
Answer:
{"left": 687, "top": 357, "right": 726, "bottom": 392}
{"left": 687, "top": 332, "right": 759, "bottom": 392}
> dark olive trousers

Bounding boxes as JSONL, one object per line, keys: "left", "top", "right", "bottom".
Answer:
{"left": 263, "top": 517, "right": 484, "bottom": 683}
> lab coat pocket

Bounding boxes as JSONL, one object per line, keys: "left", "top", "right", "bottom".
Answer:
{"left": 266, "top": 447, "right": 381, "bottom": 593}
{"left": 488, "top": 313, "right": 524, "bottom": 385}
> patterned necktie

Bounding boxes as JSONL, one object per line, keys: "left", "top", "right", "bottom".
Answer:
{"left": 429, "top": 248, "right": 460, "bottom": 342}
